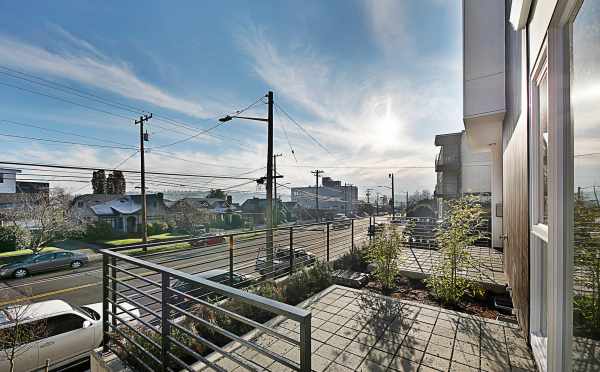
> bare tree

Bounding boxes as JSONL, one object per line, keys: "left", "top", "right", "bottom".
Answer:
{"left": 0, "top": 294, "right": 48, "bottom": 372}
{"left": 0, "top": 189, "right": 83, "bottom": 254}
{"left": 170, "top": 201, "right": 211, "bottom": 236}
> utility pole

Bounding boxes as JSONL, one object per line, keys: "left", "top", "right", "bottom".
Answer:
{"left": 366, "top": 189, "right": 372, "bottom": 204}
{"left": 389, "top": 173, "right": 395, "bottom": 220}
{"left": 344, "top": 182, "right": 348, "bottom": 216}
{"left": 406, "top": 191, "right": 409, "bottom": 216}
{"left": 266, "top": 91, "right": 274, "bottom": 276}
{"left": 273, "top": 153, "right": 282, "bottom": 226}
{"left": 135, "top": 113, "right": 152, "bottom": 245}
{"left": 376, "top": 192, "right": 380, "bottom": 216}
{"left": 311, "top": 170, "right": 324, "bottom": 222}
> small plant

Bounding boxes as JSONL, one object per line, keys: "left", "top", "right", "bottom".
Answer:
{"left": 426, "top": 195, "right": 486, "bottom": 305}
{"left": 283, "top": 261, "right": 333, "bottom": 304}
{"left": 366, "top": 226, "right": 405, "bottom": 293}
{"left": 573, "top": 198, "right": 600, "bottom": 338}
{"left": 333, "top": 245, "right": 369, "bottom": 272}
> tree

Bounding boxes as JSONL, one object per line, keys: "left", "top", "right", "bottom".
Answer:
{"left": 426, "top": 195, "right": 486, "bottom": 305}
{"left": 366, "top": 225, "right": 406, "bottom": 293}
{"left": 0, "top": 295, "right": 48, "bottom": 372}
{"left": 171, "top": 202, "right": 210, "bottom": 236}
{"left": 0, "top": 189, "right": 82, "bottom": 254}
{"left": 207, "top": 189, "right": 226, "bottom": 199}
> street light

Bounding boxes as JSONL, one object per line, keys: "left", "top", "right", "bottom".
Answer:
{"left": 219, "top": 92, "right": 275, "bottom": 278}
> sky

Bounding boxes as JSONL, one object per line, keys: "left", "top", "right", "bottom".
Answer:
{"left": 0, "top": 0, "right": 464, "bottom": 202}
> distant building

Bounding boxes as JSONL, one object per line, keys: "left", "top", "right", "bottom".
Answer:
{"left": 291, "top": 177, "right": 358, "bottom": 215}
{"left": 434, "top": 131, "right": 491, "bottom": 201}
{"left": 0, "top": 168, "right": 49, "bottom": 212}
{"left": 72, "top": 193, "right": 168, "bottom": 233}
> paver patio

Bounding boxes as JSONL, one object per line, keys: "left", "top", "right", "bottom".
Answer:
{"left": 398, "top": 246, "right": 507, "bottom": 292}
{"left": 201, "top": 285, "right": 535, "bottom": 371}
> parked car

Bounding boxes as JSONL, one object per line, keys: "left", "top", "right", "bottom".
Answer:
{"left": 0, "top": 299, "right": 139, "bottom": 372}
{"left": 170, "top": 269, "right": 256, "bottom": 311}
{"left": 332, "top": 213, "right": 351, "bottom": 230}
{"left": 0, "top": 251, "right": 89, "bottom": 279}
{"left": 255, "top": 246, "right": 317, "bottom": 275}
{"left": 190, "top": 234, "right": 226, "bottom": 248}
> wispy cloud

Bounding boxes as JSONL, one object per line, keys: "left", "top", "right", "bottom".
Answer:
{"left": 0, "top": 29, "right": 213, "bottom": 119}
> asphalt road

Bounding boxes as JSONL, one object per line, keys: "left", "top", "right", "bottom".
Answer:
{"left": 0, "top": 219, "right": 371, "bottom": 308}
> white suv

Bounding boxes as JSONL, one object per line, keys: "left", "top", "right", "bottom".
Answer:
{"left": 0, "top": 299, "right": 138, "bottom": 372}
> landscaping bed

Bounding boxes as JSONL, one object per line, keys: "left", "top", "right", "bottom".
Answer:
{"left": 365, "top": 275, "right": 503, "bottom": 320}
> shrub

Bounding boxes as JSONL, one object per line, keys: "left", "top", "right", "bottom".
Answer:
{"left": 366, "top": 226, "right": 405, "bottom": 293}
{"left": 0, "top": 225, "right": 26, "bottom": 253}
{"left": 426, "top": 195, "right": 486, "bottom": 305}
{"left": 147, "top": 221, "right": 169, "bottom": 236}
{"left": 85, "top": 220, "right": 115, "bottom": 242}
{"left": 333, "top": 245, "right": 369, "bottom": 272}
{"left": 283, "top": 261, "right": 333, "bottom": 305}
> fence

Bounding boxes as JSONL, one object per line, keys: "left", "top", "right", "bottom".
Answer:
{"left": 100, "top": 218, "right": 370, "bottom": 371}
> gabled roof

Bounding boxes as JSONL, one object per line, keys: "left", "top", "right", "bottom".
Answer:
{"left": 90, "top": 196, "right": 140, "bottom": 216}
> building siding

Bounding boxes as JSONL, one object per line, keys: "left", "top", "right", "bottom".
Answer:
{"left": 502, "top": 2, "right": 529, "bottom": 339}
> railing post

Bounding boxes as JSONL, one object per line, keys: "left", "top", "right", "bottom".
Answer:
{"left": 110, "top": 257, "right": 117, "bottom": 330}
{"left": 161, "top": 272, "right": 171, "bottom": 371}
{"left": 289, "top": 227, "right": 294, "bottom": 274}
{"left": 102, "top": 254, "right": 109, "bottom": 352}
{"left": 326, "top": 222, "right": 330, "bottom": 262}
{"left": 229, "top": 235, "right": 234, "bottom": 285}
{"left": 299, "top": 313, "right": 312, "bottom": 372}
{"left": 351, "top": 219, "right": 355, "bottom": 250}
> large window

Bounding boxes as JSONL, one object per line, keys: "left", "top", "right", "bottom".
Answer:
{"left": 571, "top": 0, "right": 600, "bottom": 369}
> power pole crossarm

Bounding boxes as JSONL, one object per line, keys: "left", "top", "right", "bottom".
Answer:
{"left": 135, "top": 113, "right": 152, "bottom": 245}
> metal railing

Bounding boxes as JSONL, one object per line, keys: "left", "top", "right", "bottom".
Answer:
{"left": 102, "top": 249, "right": 311, "bottom": 371}
{"left": 100, "top": 218, "right": 371, "bottom": 371}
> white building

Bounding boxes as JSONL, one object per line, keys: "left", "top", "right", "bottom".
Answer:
{"left": 463, "top": 0, "right": 600, "bottom": 370}
{"left": 0, "top": 168, "right": 21, "bottom": 193}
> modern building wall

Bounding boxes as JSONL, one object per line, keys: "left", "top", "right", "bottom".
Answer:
{"left": 0, "top": 168, "right": 19, "bottom": 193}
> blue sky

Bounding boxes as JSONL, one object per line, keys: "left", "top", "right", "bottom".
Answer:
{"left": 0, "top": 0, "right": 463, "bottom": 200}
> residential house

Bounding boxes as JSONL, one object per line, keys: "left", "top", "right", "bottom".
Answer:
{"left": 73, "top": 193, "right": 169, "bottom": 233}
{"left": 462, "top": 0, "right": 599, "bottom": 370}
{"left": 240, "top": 197, "right": 289, "bottom": 225}
{"left": 168, "top": 196, "right": 239, "bottom": 226}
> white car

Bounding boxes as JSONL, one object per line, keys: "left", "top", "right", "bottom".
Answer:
{"left": 0, "top": 299, "right": 139, "bottom": 372}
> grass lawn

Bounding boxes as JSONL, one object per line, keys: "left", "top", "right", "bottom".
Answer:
{"left": 0, "top": 247, "right": 61, "bottom": 264}
{"left": 101, "top": 233, "right": 188, "bottom": 247}
{"left": 122, "top": 242, "right": 192, "bottom": 256}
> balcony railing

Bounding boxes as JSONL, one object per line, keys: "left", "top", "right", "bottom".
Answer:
{"left": 100, "top": 218, "right": 370, "bottom": 371}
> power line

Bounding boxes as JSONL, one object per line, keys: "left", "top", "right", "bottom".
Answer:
{"left": 0, "top": 80, "right": 133, "bottom": 120}
{"left": 0, "top": 132, "right": 137, "bottom": 150}
{"left": 1, "top": 118, "right": 135, "bottom": 148}
{"left": 274, "top": 102, "right": 331, "bottom": 155}
{"left": 0, "top": 161, "right": 259, "bottom": 180}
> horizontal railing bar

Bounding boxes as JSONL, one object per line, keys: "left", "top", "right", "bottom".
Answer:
{"left": 168, "top": 321, "right": 258, "bottom": 372}
{"left": 108, "top": 288, "right": 162, "bottom": 320}
{"left": 167, "top": 307, "right": 300, "bottom": 371}
{"left": 107, "top": 322, "right": 163, "bottom": 367}
{"left": 107, "top": 337, "right": 155, "bottom": 372}
{"left": 167, "top": 289, "right": 299, "bottom": 347}
{"left": 106, "top": 275, "right": 162, "bottom": 304}
{"left": 101, "top": 250, "right": 310, "bottom": 322}
{"left": 166, "top": 336, "right": 225, "bottom": 372}
{"left": 109, "top": 306, "right": 162, "bottom": 351}
{"left": 108, "top": 264, "right": 162, "bottom": 287}
{"left": 109, "top": 218, "right": 367, "bottom": 252}
{"left": 106, "top": 298, "right": 161, "bottom": 335}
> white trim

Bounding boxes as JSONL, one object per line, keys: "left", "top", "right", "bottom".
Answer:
{"left": 532, "top": 223, "right": 549, "bottom": 241}
{"left": 510, "top": 0, "right": 533, "bottom": 30}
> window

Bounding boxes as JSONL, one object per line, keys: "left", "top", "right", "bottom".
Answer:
{"left": 54, "top": 252, "right": 72, "bottom": 258}
{"left": 46, "top": 314, "right": 86, "bottom": 337}
{"left": 571, "top": 0, "right": 600, "bottom": 369}
{"left": 0, "top": 173, "right": 3, "bottom": 183}
{"left": 530, "top": 45, "right": 550, "bottom": 367}
{"left": 34, "top": 254, "right": 55, "bottom": 263}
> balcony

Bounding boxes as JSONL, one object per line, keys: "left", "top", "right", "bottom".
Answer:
{"left": 93, "top": 217, "right": 535, "bottom": 372}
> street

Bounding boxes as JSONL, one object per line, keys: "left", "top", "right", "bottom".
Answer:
{"left": 0, "top": 219, "right": 370, "bottom": 307}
